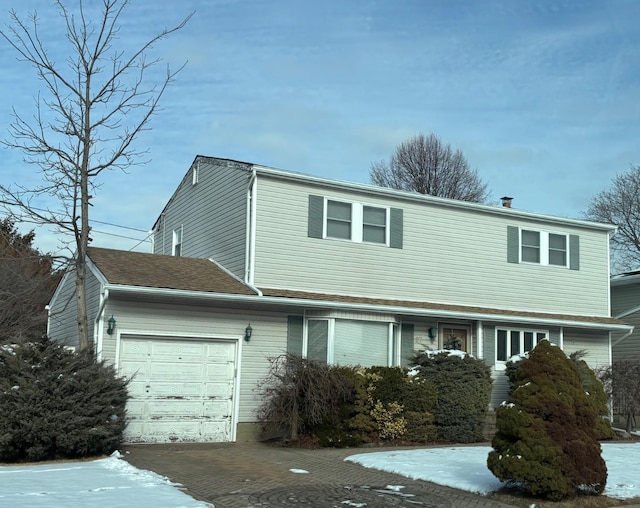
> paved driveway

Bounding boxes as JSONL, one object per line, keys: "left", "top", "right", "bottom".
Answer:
{"left": 122, "top": 442, "right": 518, "bottom": 507}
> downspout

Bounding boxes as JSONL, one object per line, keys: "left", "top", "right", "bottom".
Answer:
{"left": 94, "top": 288, "right": 110, "bottom": 361}
{"left": 245, "top": 167, "right": 258, "bottom": 286}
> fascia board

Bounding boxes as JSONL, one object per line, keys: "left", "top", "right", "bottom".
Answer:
{"left": 105, "top": 284, "right": 630, "bottom": 332}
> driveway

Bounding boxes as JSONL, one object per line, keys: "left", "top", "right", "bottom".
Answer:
{"left": 122, "top": 442, "right": 518, "bottom": 507}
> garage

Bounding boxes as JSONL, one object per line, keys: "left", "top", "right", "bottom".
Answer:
{"left": 118, "top": 335, "right": 238, "bottom": 443}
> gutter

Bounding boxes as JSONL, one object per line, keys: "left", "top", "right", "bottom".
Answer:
{"left": 104, "top": 284, "right": 631, "bottom": 332}
{"left": 94, "top": 288, "right": 110, "bottom": 359}
{"left": 245, "top": 167, "right": 257, "bottom": 285}
{"left": 612, "top": 327, "right": 634, "bottom": 347}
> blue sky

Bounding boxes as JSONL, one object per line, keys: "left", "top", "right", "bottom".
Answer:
{"left": 1, "top": 0, "right": 638, "bottom": 254}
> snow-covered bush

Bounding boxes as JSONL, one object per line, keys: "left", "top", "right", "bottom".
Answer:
{"left": 0, "top": 338, "right": 128, "bottom": 462}
{"left": 488, "top": 340, "right": 607, "bottom": 501}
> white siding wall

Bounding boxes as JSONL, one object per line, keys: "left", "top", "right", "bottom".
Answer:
{"left": 153, "top": 159, "right": 249, "bottom": 278}
{"left": 563, "top": 329, "right": 611, "bottom": 370}
{"left": 48, "top": 267, "right": 102, "bottom": 348}
{"left": 254, "top": 177, "right": 611, "bottom": 317}
{"left": 100, "top": 298, "right": 288, "bottom": 422}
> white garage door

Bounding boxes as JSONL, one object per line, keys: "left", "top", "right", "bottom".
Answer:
{"left": 119, "top": 336, "right": 237, "bottom": 443}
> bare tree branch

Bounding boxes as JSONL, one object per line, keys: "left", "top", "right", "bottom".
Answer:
{"left": 370, "top": 132, "right": 489, "bottom": 203}
{"left": 0, "top": 0, "right": 192, "bottom": 349}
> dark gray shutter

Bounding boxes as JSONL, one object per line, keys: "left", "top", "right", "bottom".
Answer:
{"left": 569, "top": 234, "right": 580, "bottom": 270}
{"left": 507, "top": 226, "right": 519, "bottom": 263}
{"left": 287, "top": 315, "right": 304, "bottom": 355}
{"left": 308, "top": 195, "right": 324, "bottom": 238}
{"left": 483, "top": 325, "right": 496, "bottom": 367}
{"left": 390, "top": 207, "right": 403, "bottom": 249}
{"left": 401, "top": 323, "right": 414, "bottom": 367}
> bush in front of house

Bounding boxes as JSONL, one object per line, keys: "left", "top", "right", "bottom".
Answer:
{"left": 412, "top": 350, "right": 493, "bottom": 443}
{"left": 256, "top": 353, "right": 356, "bottom": 442}
{"left": 0, "top": 338, "right": 129, "bottom": 462}
{"left": 505, "top": 349, "right": 615, "bottom": 441}
{"left": 488, "top": 340, "right": 607, "bottom": 501}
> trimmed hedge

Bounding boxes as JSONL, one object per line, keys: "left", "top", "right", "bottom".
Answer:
{"left": 0, "top": 338, "right": 129, "bottom": 462}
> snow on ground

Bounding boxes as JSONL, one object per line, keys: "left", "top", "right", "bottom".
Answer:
{"left": 0, "top": 451, "right": 211, "bottom": 508}
{"left": 346, "top": 442, "right": 640, "bottom": 500}
{"left": 0, "top": 444, "right": 639, "bottom": 506}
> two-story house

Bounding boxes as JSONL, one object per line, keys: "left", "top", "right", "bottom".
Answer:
{"left": 611, "top": 271, "right": 640, "bottom": 361}
{"left": 48, "top": 156, "right": 630, "bottom": 443}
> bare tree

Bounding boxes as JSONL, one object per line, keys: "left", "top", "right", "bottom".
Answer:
{"left": 370, "top": 132, "right": 489, "bottom": 203}
{"left": 0, "top": 1, "right": 191, "bottom": 350}
{"left": 0, "top": 217, "right": 60, "bottom": 344}
{"left": 584, "top": 165, "right": 640, "bottom": 272}
{"left": 598, "top": 359, "right": 640, "bottom": 433}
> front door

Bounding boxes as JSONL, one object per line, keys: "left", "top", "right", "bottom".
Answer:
{"left": 441, "top": 326, "right": 470, "bottom": 353}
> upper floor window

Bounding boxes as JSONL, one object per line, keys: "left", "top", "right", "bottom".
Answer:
{"left": 326, "top": 200, "right": 352, "bottom": 240}
{"left": 507, "top": 226, "right": 578, "bottom": 270}
{"left": 172, "top": 226, "right": 183, "bottom": 256}
{"left": 308, "top": 195, "right": 403, "bottom": 248}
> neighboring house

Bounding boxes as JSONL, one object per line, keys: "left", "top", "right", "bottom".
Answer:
{"left": 48, "top": 156, "right": 631, "bottom": 443}
{"left": 611, "top": 271, "right": 640, "bottom": 361}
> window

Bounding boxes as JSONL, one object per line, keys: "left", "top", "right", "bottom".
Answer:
{"left": 508, "top": 226, "right": 577, "bottom": 269}
{"left": 363, "top": 206, "right": 387, "bottom": 243}
{"left": 326, "top": 200, "right": 352, "bottom": 240}
{"left": 172, "top": 227, "right": 183, "bottom": 256}
{"left": 548, "top": 233, "right": 567, "bottom": 266}
{"left": 192, "top": 163, "right": 199, "bottom": 185}
{"left": 521, "top": 230, "right": 540, "bottom": 263}
{"left": 496, "top": 328, "right": 548, "bottom": 365}
{"left": 287, "top": 316, "right": 410, "bottom": 367}
{"left": 308, "top": 195, "right": 403, "bottom": 248}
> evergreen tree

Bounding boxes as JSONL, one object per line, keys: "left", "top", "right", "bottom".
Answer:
{"left": 488, "top": 340, "right": 607, "bottom": 500}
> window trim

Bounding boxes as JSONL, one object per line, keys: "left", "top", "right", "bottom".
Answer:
{"left": 302, "top": 317, "right": 400, "bottom": 367}
{"left": 519, "top": 228, "right": 569, "bottom": 268}
{"left": 172, "top": 226, "right": 183, "bottom": 256}
{"left": 495, "top": 327, "right": 548, "bottom": 369}
{"left": 323, "top": 198, "right": 390, "bottom": 246}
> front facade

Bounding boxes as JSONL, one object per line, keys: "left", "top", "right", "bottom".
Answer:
{"left": 48, "top": 156, "right": 630, "bottom": 443}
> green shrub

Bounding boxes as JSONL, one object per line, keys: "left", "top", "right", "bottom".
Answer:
{"left": 488, "top": 340, "right": 607, "bottom": 501}
{"left": 0, "top": 338, "right": 128, "bottom": 462}
{"left": 507, "top": 349, "right": 615, "bottom": 441}
{"left": 412, "top": 351, "right": 492, "bottom": 443}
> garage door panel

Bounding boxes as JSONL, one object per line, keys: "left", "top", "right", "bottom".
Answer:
{"left": 149, "top": 361, "right": 204, "bottom": 380}
{"left": 120, "top": 336, "right": 237, "bottom": 443}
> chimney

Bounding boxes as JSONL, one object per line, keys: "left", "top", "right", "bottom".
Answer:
{"left": 501, "top": 196, "right": 513, "bottom": 208}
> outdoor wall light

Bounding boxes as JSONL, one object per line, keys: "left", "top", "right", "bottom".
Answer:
{"left": 244, "top": 323, "right": 253, "bottom": 342}
{"left": 427, "top": 327, "right": 438, "bottom": 340}
{"left": 107, "top": 315, "right": 116, "bottom": 335}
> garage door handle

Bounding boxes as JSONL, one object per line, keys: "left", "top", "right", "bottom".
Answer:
{"left": 145, "top": 385, "right": 150, "bottom": 393}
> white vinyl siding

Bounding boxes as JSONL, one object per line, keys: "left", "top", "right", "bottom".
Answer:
{"left": 255, "top": 177, "right": 611, "bottom": 316}
{"left": 100, "top": 299, "right": 288, "bottom": 424}
{"left": 153, "top": 158, "right": 248, "bottom": 277}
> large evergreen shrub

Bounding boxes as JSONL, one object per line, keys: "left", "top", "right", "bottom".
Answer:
{"left": 0, "top": 338, "right": 128, "bottom": 462}
{"left": 412, "top": 350, "right": 492, "bottom": 443}
{"left": 505, "top": 349, "right": 615, "bottom": 440}
{"left": 488, "top": 340, "right": 607, "bottom": 501}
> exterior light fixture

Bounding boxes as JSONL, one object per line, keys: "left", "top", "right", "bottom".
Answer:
{"left": 427, "top": 327, "right": 438, "bottom": 340}
{"left": 107, "top": 315, "right": 116, "bottom": 335}
{"left": 244, "top": 323, "right": 253, "bottom": 342}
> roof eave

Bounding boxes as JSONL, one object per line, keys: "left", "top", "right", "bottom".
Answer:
{"left": 105, "top": 284, "right": 629, "bottom": 331}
